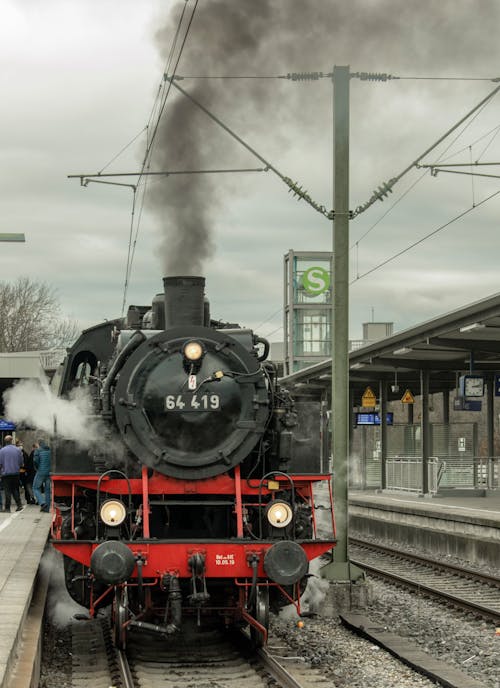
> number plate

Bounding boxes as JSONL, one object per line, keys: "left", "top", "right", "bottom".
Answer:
{"left": 164, "top": 393, "right": 221, "bottom": 412}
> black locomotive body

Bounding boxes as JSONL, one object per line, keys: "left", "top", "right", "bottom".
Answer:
{"left": 50, "top": 276, "right": 335, "bottom": 646}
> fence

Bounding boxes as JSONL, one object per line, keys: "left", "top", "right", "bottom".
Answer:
{"left": 435, "top": 456, "right": 500, "bottom": 489}
{"left": 39, "top": 349, "right": 66, "bottom": 370}
{"left": 385, "top": 457, "right": 439, "bottom": 495}
{"left": 473, "top": 457, "right": 499, "bottom": 489}
{"left": 350, "top": 421, "right": 489, "bottom": 492}
{"left": 350, "top": 452, "right": 499, "bottom": 492}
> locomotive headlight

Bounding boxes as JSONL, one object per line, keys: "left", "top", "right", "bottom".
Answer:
{"left": 183, "top": 340, "right": 204, "bottom": 361}
{"left": 266, "top": 500, "right": 293, "bottom": 528}
{"left": 100, "top": 499, "right": 127, "bottom": 526}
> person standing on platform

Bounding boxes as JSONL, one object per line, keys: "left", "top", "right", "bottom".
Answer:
{"left": 17, "top": 440, "right": 35, "bottom": 504}
{"left": 33, "top": 439, "right": 51, "bottom": 513}
{"left": 0, "top": 435, "right": 24, "bottom": 512}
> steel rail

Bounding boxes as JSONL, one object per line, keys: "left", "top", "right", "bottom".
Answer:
{"left": 117, "top": 649, "right": 136, "bottom": 688}
{"left": 257, "top": 647, "right": 307, "bottom": 688}
{"left": 350, "top": 537, "right": 500, "bottom": 588}
{"left": 350, "top": 538, "right": 500, "bottom": 623}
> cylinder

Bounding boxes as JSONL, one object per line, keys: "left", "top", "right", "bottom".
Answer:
{"left": 163, "top": 276, "right": 206, "bottom": 329}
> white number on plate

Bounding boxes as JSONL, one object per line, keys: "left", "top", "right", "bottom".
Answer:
{"left": 165, "top": 394, "right": 220, "bottom": 411}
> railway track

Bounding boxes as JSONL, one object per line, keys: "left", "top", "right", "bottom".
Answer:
{"left": 70, "top": 618, "right": 325, "bottom": 688}
{"left": 258, "top": 638, "right": 331, "bottom": 688}
{"left": 350, "top": 537, "right": 500, "bottom": 623}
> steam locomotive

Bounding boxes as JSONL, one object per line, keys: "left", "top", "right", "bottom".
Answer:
{"left": 50, "top": 276, "right": 335, "bottom": 647}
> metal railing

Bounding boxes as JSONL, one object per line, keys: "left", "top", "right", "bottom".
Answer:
{"left": 385, "top": 457, "right": 439, "bottom": 495}
{"left": 39, "top": 349, "right": 66, "bottom": 370}
{"left": 435, "top": 455, "right": 499, "bottom": 490}
{"left": 392, "top": 456, "right": 499, "bottom": 490}
{"left": 351, "top": 451, "right": 499, "bottom": 492}
{"left": 473, "top": 457, "right": 499, "bottom": 489}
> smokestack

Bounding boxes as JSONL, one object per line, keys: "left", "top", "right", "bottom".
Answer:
{"left": 163, "top": 276, "right": 206, "bottom": 328}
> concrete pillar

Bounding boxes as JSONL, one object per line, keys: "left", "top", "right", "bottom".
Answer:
{"left": 379, "top": 379, "right": 388, "bottom": 489}
{"left": 421, "top": 369, "right": 430, "bottom": 494}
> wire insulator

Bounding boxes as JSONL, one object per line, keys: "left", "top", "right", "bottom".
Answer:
{"left": 285, "top": 72, "right": 325, "bottom": 81}
{"left": 370, "top": 179, "right": 396, "bottom": 201}
{"left": 352, "top": 72, "right": 397, "bottom": 82}
{"left": 353, "top": 178, "right": 397, "bottom": 216}
{"left": 283, "top": 177, "right": 332, "bottom": 219}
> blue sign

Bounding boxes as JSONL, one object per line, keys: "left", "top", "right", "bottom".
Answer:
{"left": 453, "top": 398, "right": 482, "bottom": 412}
{"left": 0, "top": 419, "right": 16, "bottom": 431}
{"left": 356, "top": 412, "right": 393, "bottom": 426}
{"left": 495, "top": 374, "right": 500, "bottom": 397}
{"left": 464, "top": 400, "right": 482, "bottom": 412}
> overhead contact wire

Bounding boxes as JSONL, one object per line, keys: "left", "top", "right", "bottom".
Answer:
{"left": 123, "top": 1, "right": 191, "bottom": 303}
{"left": 351, "top": 187, "right": 500, "bottom": 284}
{"left": 144, "top": 0, "right": 199, "bottom": 169}
{"left": 168, "top": 78, "right": 332, "bottom": 219}
{"left": 121, "top": 1, "right": 189, "bottom": 312}
{"left": 352, "top": 90, "right": 498, "bottom": 256}
{"left": 262, "top": 324, "right": 283, "bottom": 339}
{"left": 122, "top": 0, "right": 199, "bottom": 313}
{"left": 439, "top": 123, "right": 500, "bottom": 164}
{"left": 351, "top": 169, "right": 430, "bottom": 248}
{"left": 255, "top": 307, "right": 283, "bottom": 331}
{"left": 354, "top": 81, "right": 500, "bottom": 217}
{"left": 98, "top": 127, "right": 148, "bottom": 176}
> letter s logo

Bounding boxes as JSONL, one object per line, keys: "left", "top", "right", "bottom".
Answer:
{"left": 301, "top": 267, "right": 330, "bottom": 296}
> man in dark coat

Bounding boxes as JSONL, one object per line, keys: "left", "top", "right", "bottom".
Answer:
{"left": 0, "top": 435, "right": 23, "bottom": 512}
{"left": 33, "top": 439, "right": 51, "bottom": 513}
{"left": 17, "top": 440, "right": 35, "bottom": 504}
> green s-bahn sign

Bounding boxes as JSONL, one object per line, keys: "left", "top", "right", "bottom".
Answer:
{"left": 301, "top": 266, "right": 330, "bottom": 296}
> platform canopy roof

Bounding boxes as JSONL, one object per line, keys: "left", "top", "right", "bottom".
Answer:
{"left": 281, "top": 290, "right": 500, "bottom": 399}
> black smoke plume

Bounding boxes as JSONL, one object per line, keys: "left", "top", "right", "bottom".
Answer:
{"left": 150, "top": 0, "right": 500, "bottom": 275}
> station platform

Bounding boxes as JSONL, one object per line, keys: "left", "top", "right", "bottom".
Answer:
{"left": 348, "top": 490, "right": 500, "bottom": 569}
{"left": 0, "top": 504, "right": 52, "bottom": 688}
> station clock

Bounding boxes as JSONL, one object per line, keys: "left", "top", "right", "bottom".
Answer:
{"left": 459, "top": 374, "right": 485, "bottom": 398}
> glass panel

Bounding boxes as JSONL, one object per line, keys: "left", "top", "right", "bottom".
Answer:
{"left": 293, "top": 257, "right": 332, "bottom": 305}
{"left": 293, "top": 310, "right": 331, "bottom": 356}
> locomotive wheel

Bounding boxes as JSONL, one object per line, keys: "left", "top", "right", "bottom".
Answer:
{"left": 250, "top": 586, "right": 269, "bottom": 648}
{"left": 113, "top": 586, "right": 129, "bottom": 650}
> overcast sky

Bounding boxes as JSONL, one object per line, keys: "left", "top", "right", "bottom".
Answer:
{"left": 2, "top": 0, "right": 500, "bottom": 343}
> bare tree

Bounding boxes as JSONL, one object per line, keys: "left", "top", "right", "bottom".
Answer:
{"left": 0, "top": 277, "right": 80, "bottom": 352}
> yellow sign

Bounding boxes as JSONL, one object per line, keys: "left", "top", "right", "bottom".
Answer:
{"left": 401, "top": 389, "right": 415, "bottom": 404}
{"left": 361, "top": 386, "right": 377, "bottom": 407}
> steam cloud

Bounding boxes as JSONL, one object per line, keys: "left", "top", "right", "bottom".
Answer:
{"left": 3, "top": 379, "right": 100, "bottom": 446}
{"left": 151, "top": 0, "right": 498, "bottom": 275}
{"left": 279, "top": 557, "right": 330, "bottom": 621}
{"left": 41, "top": 549, "right": 88, "bottom": 628}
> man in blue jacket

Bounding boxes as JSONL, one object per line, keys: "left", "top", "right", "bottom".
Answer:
{"left": 33, "top": 439, "right": 51, "bottom": 513}
{"left": 0, "top": 435, "right": 23, "bottom": 512}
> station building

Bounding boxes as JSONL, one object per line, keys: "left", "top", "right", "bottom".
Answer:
{"left": 0, "top": 350, "right": 64, "bottom": 442}
{"left": 280, "top": 251, "right": 500, "bottom": 497}
{"left": 2, "top": 262, "right": 500, "bottom": 498}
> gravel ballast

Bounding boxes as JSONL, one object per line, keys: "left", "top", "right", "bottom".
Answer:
{"left": 270, "top": 572, "right": 499, "bottom": 688}
{"left": 39, "top": 548, "right": 499, "bottom": 688}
